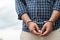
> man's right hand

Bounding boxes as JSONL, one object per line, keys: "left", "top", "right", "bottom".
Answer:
{"left": 21, "top": 13, "right": 42, "bottom": 35}
{"left": 27, "top": 22, "right": 42, "bottom": 35}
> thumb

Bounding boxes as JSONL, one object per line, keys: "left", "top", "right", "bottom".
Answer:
{"left": 35, "top": 25, "right": 42, "bottom": 33}
{"left": 41, "top": 25, "right": 46, "bottom": 33}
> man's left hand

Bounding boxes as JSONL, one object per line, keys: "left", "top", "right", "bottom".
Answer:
{"left": 41, "top": 22, "right": 54, "bottom": 36}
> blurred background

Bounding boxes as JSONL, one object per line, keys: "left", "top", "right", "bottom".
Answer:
{"left": 0, "top": 0, "right": 22, "bottom": 40}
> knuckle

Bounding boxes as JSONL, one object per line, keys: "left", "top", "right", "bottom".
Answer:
{"left": 30, "top": 29, "right": 33, "bottom": 32}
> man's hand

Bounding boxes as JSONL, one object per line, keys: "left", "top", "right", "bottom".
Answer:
{"left": 21, "top": 13, "right": 42, "bottom": 35}
{"left": 28, "top": 22, "right": 42, "bottom": 35}
{"left": 41, "top": 22, "right": 54, "bottom": 36}
{"left": 40, "top": 10, "right": 60, "bottom": 36}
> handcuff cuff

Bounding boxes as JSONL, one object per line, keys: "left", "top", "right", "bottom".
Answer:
{"left": 27, "top": 20, "right": 55, "bottom": 26}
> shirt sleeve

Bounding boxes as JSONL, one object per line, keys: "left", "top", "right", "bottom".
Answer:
{"left": 53, "top": 0, "right": 60, "bottom": 11}
{"left": 15, "top": 0, "right": 28, "bottom": 20}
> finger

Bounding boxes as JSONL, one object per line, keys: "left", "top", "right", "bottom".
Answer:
{"left": 35, "top": 25, "right": 42, "bottom": 34}
{"left": 35, "top": 25, "right": 39, "bottom": 32}
{"left": 41, "top": 25, "right": 46, "bottom": 33}
{"left": 42, "top": 28, "right": 52, "bottom": 36}
{"left": 32, "top": 29, "right": 40, "bottom": 35}
{"left": 41, "top": 27, "right": 50, "bottom": 36}
{"left": 41, "top": 30, "right": 49, "bottom": 36}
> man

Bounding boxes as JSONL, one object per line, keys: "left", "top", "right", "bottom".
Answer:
{"left": 15, "top": 0, "right": 60, "bottom": 40}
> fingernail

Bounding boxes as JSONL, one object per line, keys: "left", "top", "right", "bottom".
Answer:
{"left": 38, "top": 30, "right": 41, "bottom": 32}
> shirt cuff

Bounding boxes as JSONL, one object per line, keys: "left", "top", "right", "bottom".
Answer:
{"left": 18, "top": 12, "right": 28, "bottom": 20}
{"left": 53, "top": 7, "right": 60, "bottom": 12}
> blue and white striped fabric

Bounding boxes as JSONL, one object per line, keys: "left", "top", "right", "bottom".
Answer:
{"left": 15, "top": 0, "right": 60, "bottom": 32}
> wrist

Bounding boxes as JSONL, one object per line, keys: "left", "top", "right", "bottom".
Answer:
{"left": 49, "top": 19, "right": 55, "bottom": 23}
{"left": 44, "top": 20, "right": 55, "bottom": 25}
{"left": 27, "top": 21, "right": 33, "bottom": 26}
{"left": 27, "top": 21, "right": 36, "bottom": 26}
{"left": 25, "top": 19, "right": 32, "bottom": 24}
